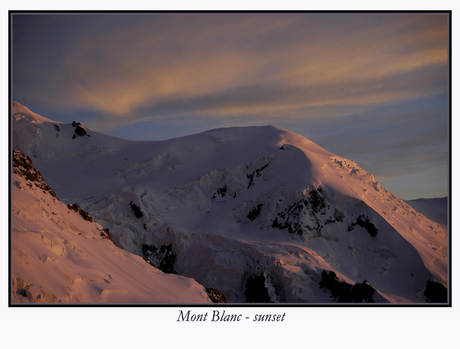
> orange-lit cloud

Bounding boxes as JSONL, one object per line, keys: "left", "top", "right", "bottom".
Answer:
{"left": 14, "top": 13, "right": 447, "bottom": 125}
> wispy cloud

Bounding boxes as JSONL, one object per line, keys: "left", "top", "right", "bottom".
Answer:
{"left": 13, "top": 13, "right": 448, "bottom": 123}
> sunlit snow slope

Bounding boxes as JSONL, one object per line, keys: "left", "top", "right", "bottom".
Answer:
{"left": 12, "top": 101, "right": 448, "bottom": 303}
{"left": 11, "top": 149, "right": 212, "bottom": 304}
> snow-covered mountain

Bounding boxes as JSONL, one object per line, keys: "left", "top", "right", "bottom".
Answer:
{"left": 11, "top": 149, "right": 213, "bottom": 304}
{"left": 11, "top": 101, "right": 449, "bottom": 304}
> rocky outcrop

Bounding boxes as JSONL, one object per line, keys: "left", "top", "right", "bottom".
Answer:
{"left": 245, "top": 274, "right": 271, "bottom": 303}
{"left": 130, "top": 201, "right": 144, "bottom": 218}
{"left": 247, "top": 204, "right": 263, "bottom": 221}
{"left": 206, "top": 288, "right": 227, "bottom": 303}
{"left": 272, "top": 186, "right": 343, "bottom": 238}
{"left": 67, "top": 203, "right": 94, "bottom": 222}
{"left": 212, "top": 185, "right": 228, "bottom": 199}
{"left": 247, "top": 163, "right": 269, "bottom": 188}
{"left": 71, "top": 121, "right": 89, "bottom": 139}
{"left": 319, "top": 270, "right": 376, "bottom": 303}
{"left": 100, "top": 228, "right": 117, "bottom": 246}
{"left": 347, "top": 215, "right": 378, "bottom": 237}
{"left": 424, "top": 280, "right": 448, "bottom": 303}
{"left": 142, "top": 243, "right": 176, "bottom": 274}
{"left": 13, "top": 149, "right": 56, "bottom": 197}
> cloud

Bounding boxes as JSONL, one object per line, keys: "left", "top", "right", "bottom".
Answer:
{"left": 13, "top": 12, "right": 448, "bottom": 126}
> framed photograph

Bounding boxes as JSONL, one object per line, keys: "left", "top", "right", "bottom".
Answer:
{"left": 8, "top": 9, "right": 452, "bottom": 333}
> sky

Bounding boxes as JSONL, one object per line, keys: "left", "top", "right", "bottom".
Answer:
{"left": 11, "top": 12, "right": 450, "bottom": 200}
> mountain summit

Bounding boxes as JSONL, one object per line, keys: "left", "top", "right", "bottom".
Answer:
{"left": 12, "top": 101, "right": 448, "bottom": 303}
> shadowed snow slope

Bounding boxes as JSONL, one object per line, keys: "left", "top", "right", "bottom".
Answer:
{"left": 12, "top": 101, "right": 448, "bottom": 304}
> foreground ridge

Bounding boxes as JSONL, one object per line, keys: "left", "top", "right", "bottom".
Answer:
{"left": 12, "top": 149, "right": 213, "bottom": 304}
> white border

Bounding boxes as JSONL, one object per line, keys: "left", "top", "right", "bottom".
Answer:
{"left": 2, "top": 1, "right": 458, "bottom": 347}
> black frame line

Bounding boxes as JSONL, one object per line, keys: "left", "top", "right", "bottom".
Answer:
{"left": 8, "top": 9, "right": 453, "bottom": 308}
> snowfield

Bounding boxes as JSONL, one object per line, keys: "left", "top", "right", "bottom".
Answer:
{"left": 11, "top": 101, "right": 449, "bottom": 304}
{"left": 12, "top": 150, "right": 212, "bottom": 304}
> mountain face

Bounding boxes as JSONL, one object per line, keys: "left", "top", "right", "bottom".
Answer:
{"left": 12, "top": 101, "right": 448, "bottom": 303}
{"left": 12, "top": 149, "right": 213, "bottom": 304}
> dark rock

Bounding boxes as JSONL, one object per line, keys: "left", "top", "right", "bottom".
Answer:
{"left": 143, "top": 257, "right": 154, "bottom": 266}
{"left": 325, "top": 208, "right": 345, "bottom": 225}
{"left": 206, "top": 288, "right": 227, "bottom": 303}
{"left": 79, "top": 209, "right": 93, "bottom": 222}
{"left": 67, "top": 203, "right": 80, "bottom": 212}
{"left": 272, "top": 187, "right": 331, "bottom": 236}
{"left": 247, "top": 204, "right": 263, "bottom": 221}
{"left": 247, "top": 173, "right": 255, "bottom": 189}
{"left": 130, "top": 201, "right": 144, "bottom": 218}
{"left": 26, "top": 171, "right": 40, "bottom": 182}
{"left": 67, "top": 203, "right": 94, "bottom": 222}
{"left": 142, "top": 243, "right": 176, "bottom": 274}
{"left": 319, "top": 270, "right": 338, "bottom": 289}
{"left": 71, "top": 121, "right": 88, "bottom": 139}
{"left": 217, "top": 186, "right": 227, "bottom": 197}
{"left": 16, "top": 288, "right": 28, "bottom": 297}
{"left": 349, "top": 280, "right": 376, "bottom": 303}
{"left": 100, "top": 228, "right": 117, "bottom": 246}
{"left": 319, "top": 270, "right": 376, "bottom": 303}
{"left": 245, "top": 274, "right": 271, "bottom": 303}
{"left": 308, "top": 188, "right": 327, "bottom": 214}
{"left": 348, "top": 215, "right": 378, "bottom": 237}
{"left": 247, "top": 163, "right": 270, "bottom": 188}
{"left": 424, "top": 280, "right": 448, "bottom": 303}
{"left": 212, "top": 185, "right": 229, "bottom": 200}
{"left": 13, "top": 150, "right": 56, "bottom": 197}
